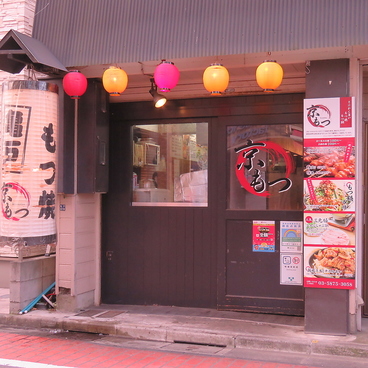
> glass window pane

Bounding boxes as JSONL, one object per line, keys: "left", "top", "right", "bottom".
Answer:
{"left": 132, "top": 122, "right": 208, "bottom": 207}
{"left": 228, "top": 124, "right": 303, "bottom": 210}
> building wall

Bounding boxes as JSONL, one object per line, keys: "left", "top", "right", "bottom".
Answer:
{"left": 32, "top": 0, "right": 368, "bottom": 68}
{"left": 363, "top": 70, "right": 368, "bottom": 122}
{"left": 0, "top": 0, "right": 36, "bottom": 83}
{"left": 57, "top": 193, "right": 101, "bottom": 311}
{"left": 9, "top": 255, "right": 55, "bottom": 314}
{"left": 0, "top": 0, "right": 37, "bottom": 303}
{"left": 0, "top": 0, "right": 35, "bottom": 36}
{"left": 0, "top": 260, "right": 10, "bottom": 287}
{"left": 0, "top": 1, "right": 101, "bottom": 312}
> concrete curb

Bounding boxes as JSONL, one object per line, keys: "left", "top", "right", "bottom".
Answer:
{"left": 235, "top": 335, "right": 311, "bottom": 354}
{"left": 310, "top": 341, "right": 368, "bottom": 358}
{"left": 1, "top": 312, "right": 368, "bottom": 360}
{"left": 234, "top": 335, "right": 368, "bottom": 358}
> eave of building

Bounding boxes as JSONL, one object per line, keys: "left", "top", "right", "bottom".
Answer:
{"left": 67, "top": 45, "right": 368, "bottom": 104}
{"left": 31, "top": 0, "right": 368, "bottom": 103}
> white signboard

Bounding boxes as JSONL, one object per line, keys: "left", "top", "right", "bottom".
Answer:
{"left": 280, "top": 253, "right": 303, "bottom": 285}
{"left": 280, "top": 221, "right": 303, "bottom": 253}
{"left": 303, "top": 97, "right": 355, "bottom": 138}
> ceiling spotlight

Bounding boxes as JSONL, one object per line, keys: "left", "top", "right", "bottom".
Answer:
{"left": 149, "top": 78, "right": 167, "bottom": 108}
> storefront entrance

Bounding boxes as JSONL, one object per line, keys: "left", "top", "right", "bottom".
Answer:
{"left": 101, "top": 94, "right": 305, "bottom": 315}
{"left": 216, "top": 116, "right": 304, "bottom": 315}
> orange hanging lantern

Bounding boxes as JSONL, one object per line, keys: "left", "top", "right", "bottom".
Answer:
{"left": 203, "top": 63, "right": 229, "bottom": 95}
{"left": 102, "top": 66, "right": 128, "bottom": 96}
{"left": 256, "top": 60, "right": 283, "bottom": 92}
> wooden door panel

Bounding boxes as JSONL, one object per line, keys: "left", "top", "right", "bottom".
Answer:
{"left": 101, "top": 115, "right": 217, "bottom": 308}
{"left": 222, "top": 219, "right": 304, "bottom": 314}
{"left": 216, "top": 94, "right": 305, "bottom": 315}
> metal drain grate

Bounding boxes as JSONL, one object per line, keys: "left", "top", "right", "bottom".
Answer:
{"left": 75, "top": 309, "right": 126, "bottom": 318}
{"left": 174, "top": 340, "right": 226, "bottom": 348}
{"left": 97, "top": 310, "right": 125, "bottom": 318}
{"left": 75, "top": 310, "right": 105, "bottom": 317}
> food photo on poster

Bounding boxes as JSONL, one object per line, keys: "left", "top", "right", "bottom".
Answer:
{"left": 304, "top": 245, "right": 355, "bottom": 289}
{"left": 303, "top": 138, "right": 355, "bottom": 178}
{"left": 304, "top": 212, "right": 355, "bottom": 246}
{"left": 303, "top": 212, "right": 356, "bottom": 289}
{"left": 303, "top": 179, "right": 355, "bottom": 212}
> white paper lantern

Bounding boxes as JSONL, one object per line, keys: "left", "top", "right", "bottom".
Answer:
{"left": 0, "top": 81, "right": 58, "bottom": 256}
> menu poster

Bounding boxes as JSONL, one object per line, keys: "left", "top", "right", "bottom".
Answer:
{"left": 303, "top": 97, "right": 356, "bottom": 290}
{"left": 171, "top": 135, "right": 184, "bottom": 159}
{"left": 303, "top": 97, "right": 355, "bottom": 138}
{"left": 304, "top": 246, "right": 355, "bottom": 289}
{"left": 303, "top": 179, "right": 355, "bottom": 212}
{"left": 252, "top": 220, "right": 275, "bottom": 252}
{"left": 304, "top": 137, "right": 355, "bottom": 179}
{"left": 280, "top": 221, "right": 302, "bottom": 253}
{"left": 280, "top": 253, "right": 303, "bottom": 285}
{"left": 303, "top": 212, "right": 355, "bottom": 247}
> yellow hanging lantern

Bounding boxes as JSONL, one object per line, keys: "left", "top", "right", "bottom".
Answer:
{"left": 256, "top": 60, "right": 283, "bottom": 92}
{"left": 102, "top": 66, "right": 128, "bottom": 96}
{"left": 203, "top": 63, "right": 229, "bottom": 95}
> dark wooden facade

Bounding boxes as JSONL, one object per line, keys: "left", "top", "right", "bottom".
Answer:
{"left": 101, "top": 93, "right": 304, "bottom": 313}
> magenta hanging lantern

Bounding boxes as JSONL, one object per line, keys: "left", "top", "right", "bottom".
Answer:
{"left": 153, "top": 61, "right": 180, "bottom": 92}
{"left": 62, "top": 71, "right": 87, "bottom": 99}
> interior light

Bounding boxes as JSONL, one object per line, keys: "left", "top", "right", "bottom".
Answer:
{"left": 149, "top": 78, "right": 167, "bottom": 108}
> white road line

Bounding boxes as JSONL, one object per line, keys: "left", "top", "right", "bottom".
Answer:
{"left": 0, "top": 358, "right": 75, "bottom": 368}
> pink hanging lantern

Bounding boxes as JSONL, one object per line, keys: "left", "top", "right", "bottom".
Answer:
{"left": 153, "top": 60, "right": 180, "bottom": 92}
{"left": 62, "top": 70, "right": 88, "bottom": 99}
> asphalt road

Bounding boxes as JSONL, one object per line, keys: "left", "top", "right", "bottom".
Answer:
{"left": 0, "top": 326, "right": 367, "bottom": 368}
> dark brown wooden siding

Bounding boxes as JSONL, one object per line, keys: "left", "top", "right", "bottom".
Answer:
{"left": 102, "top": 93, "right": 304, "bottom": 308}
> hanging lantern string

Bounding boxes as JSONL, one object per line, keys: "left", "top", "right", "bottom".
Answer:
{"left": 26, "top": 64, "right": 38, "bottom": 81}
{"left": 138, "top": 61, "right": 153, "bottom": 77}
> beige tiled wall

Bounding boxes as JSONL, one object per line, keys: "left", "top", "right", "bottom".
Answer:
{"left": 0, "top": 0, "right": 35, "bottom": 37}
{"left": 57, "top": 193, "right": 101, "bottom": 311}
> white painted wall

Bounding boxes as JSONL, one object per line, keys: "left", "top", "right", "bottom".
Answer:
{"left": 57, "top": 193, "right": 101, "bottom": 311}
